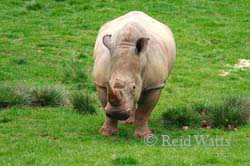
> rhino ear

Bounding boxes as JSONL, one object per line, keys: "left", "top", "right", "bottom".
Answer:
{"left": 135, "top": 37, "right": 149, "bottom": 55}
{"left": 103, "top": 34, "right": 113, "bottom": 53}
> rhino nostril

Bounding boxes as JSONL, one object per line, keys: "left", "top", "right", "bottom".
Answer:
{"left": 113, "top": 81, "right": 124, "bottom": 89}
{"left": 105, "top": 112, "right": 112, "bottom": 118}
{"left": 126, "top": 111, "right": 130, "bottom": 117}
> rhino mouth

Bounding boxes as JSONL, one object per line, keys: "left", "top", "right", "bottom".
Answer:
{"left": 105, "top": 81, "right": 134, "bottom": 120}
{"left": 105, "top": 102, "right": 132, "bottom": 120}
{"left": 106, "top": 110, "right": 130, "bottom": 120}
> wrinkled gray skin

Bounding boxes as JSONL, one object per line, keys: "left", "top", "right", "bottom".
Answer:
{"left": 93, "top": 11, "right": 176, "bottom": 138}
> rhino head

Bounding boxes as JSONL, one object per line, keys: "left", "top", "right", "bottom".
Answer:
{"left": 102, "top": 34, "right": 149, "bottom": 120}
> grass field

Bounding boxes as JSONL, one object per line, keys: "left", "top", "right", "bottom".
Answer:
{"left": 0, "top": 0, "right": 250, "bottom": 165}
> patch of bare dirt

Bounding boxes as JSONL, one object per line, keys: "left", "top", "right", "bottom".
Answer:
{"left": 234, "top": 59, "right": 250, "bottom": 69}
{"left": 218, "top": 70, "right": 230, "bottom": 77}
{"left": 219, "top": 59, "right": 250, "bottom": 77}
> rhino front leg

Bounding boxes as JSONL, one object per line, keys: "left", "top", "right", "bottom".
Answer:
{"left": 100, "top": 118, "right": 119, "bottom": 136}
{"left": 134, "top": 89, "right": 162, "bottom": 138}
{"left": 96, "top": 86, "right": 119, "bottom": 136}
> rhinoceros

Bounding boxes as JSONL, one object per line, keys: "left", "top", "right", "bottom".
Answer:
{"left": 93, "top": 11, "right": 176, "bottom": 138}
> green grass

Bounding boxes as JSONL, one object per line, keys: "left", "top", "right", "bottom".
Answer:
{"left": 162, "top": 105, "right": 202, "bottom": 128}
{"left": 206, "top": 96, "right": 250, "bottom": 128}
{"left": 162, "top": 96, "right": 250, "bottom": 129}
{"left": 30, "top": 85, "right": 66, "bottom": 107}
{"left": 0, "top": 0, "right": 250, "bottom": 165}
{"left": 1, "top": 108, "right": 250, "bottom": 165}
{"left": 70, "top": 91, "right": 96, "bottom": 114}
{"left": 0, "top": 85, "right": 30, "bottom": 108}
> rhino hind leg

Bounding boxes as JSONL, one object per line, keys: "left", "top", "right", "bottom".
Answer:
{"left": 134, "top": 89, "right": 162, "bottom": 138}
{"left": 96, "top": 86, "right": 119, "bottom": 136}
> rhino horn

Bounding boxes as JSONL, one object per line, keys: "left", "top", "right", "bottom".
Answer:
{"left": 107, "top": 82, "right": 123, "bottom": 106}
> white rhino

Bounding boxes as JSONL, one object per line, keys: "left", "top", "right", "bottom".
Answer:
{"left": 93, "top": 11, "right": 176, "bottom": 138}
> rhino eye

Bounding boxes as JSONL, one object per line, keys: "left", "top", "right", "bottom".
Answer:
{"left": 132, "top": 85, "right": 136, "bottom": 90}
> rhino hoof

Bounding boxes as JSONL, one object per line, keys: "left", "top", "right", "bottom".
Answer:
{"left": 134, "top": 129, "right": 152, "bottom": 138}
{"left": 99, "top": 126, "right": 119, "bottom": 136}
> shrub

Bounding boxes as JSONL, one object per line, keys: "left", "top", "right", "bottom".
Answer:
{"left": 13, "top": 58, "right": 28, "bottom": 65}
{"left": 162, "top": 96, "right": 250, "bottom": 129}
{"left": 31, "top": 86, "right": 66, "bottom": 107}
{"left": 162, "top": 105, "right": 201, "bottom": 128}
{"left": 25, "top": 1, "right": 43, "bottom": 11}
{"left": 70, "top": 91, "right": 96, "bottom": 114}
{"left": 206, "top": 96, "right": 250, "bottom": 128}
{"left": 0, "top": 85, "right": 30, "bottom": 108}
{"left": 63, "top": 60, "right": 88, "bottom": 84}
{"left": 62, "top": 59, "right": 95, "bottom": 91}
{"left": 112, "top": 156, "right": 138, "bottom": 165}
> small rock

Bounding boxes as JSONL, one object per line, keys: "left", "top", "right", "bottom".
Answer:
{"left": 227, "top": 124, "right": 234, "bottom": 130}
{"left": 234, "top": 59, "right": 250, "bottom": 69}
{"left": 182, "top": 126, "right": 189, "bottom": 130}
{"left": 111, "top": 154, "right": 117, "bottom": 160}
{"left": 206, "top": 126, "right": 211, "bottom": 129}
{"left": 218, "top": 70, "right": 230, "bottom": 77}
{"left": 201, "top": 120, "right": 210, "bottom": 128}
